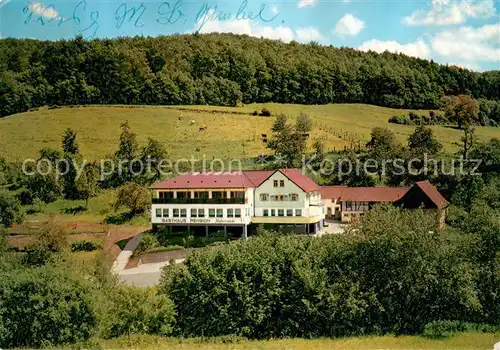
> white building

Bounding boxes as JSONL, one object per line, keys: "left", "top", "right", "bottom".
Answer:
{"left": 150, "top": 169, "right": 325, "bottom": 238}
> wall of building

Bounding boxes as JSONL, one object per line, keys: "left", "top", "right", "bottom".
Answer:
{"left": 254, "top": 172, "right": 306, "bottom": 211}
{"left": 151, "top": 203, "right": 252, "bottom": 225}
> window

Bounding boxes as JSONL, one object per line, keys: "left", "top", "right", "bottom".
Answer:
{"left": 227, "top": 208, "right": 234, "bottom": 217}
{"left": 270, "top": 209, "right": 276, "bottom": 216}
{"left": 155, "top": 208, "right": 161, "bottom": 217}
{"left": 291, "top": 193, "right": 298, "bottom": 201}
{"left": 272, "top": 194, "right": 284, "bottom": 201}
{"left": 209, "top": 209, "right": 215, "bottom": 217}
{"left": 198, "top": 209, "right": 205, "bottom": 217}
{"left": 346, "top": 201, "right": 352, "bottom": 211}
{"left": 278, "top": 209, "right": 284, "bottom": 217}
{"left": 273, "top": 180, "right": 278, "bottom": 187}
{"left": 295, "top": 209, "right": 302, "bottom": 216}
{"left": 260, "top": 193, "right": 269, "bottom": 201}
{"left": 217, "top": 209, "right": 223, "bottom": 218}
{"left": 159, "top": 192, "right": 173, "bottom": 199}
{"left": 263, "top": 209, "right": 269, "bottom": 217}
{"left": 231, "top": 191, "right": 244, "bottom": 199}
{"left": 176, "top": 191, "right": 189, "bottom": 199}
{"left": 286, "top": 209, "right": 293, "bottom": 216}
{"left": 180, "top": 209, "right": 187, "bottom": 217}
{"left": 162, "top": 208, "right": 169, "bottom": 217}
{"left": 245, "top": 208, "right": 249, "bottom": 216}
{"left": 235, "top": 209, "right": 241, "bottom": 217}
{"left": 194, "top": 191, "right": 208, "bottom": 199}
{"left": 173, "top": 209, "right": 180, "bottom": 217}
{"left": 191, "top": 208, "right": 197, "bottom": 217}
{"left": 279, "top": 180, "right": 284, "bottom": 187}
{"left": 212, "top": 191, "right": 225, "bottom": 199}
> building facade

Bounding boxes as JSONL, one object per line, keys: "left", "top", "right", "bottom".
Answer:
{"left": 320, "top": 180, "right": 448, "bottom": 225}
{"left": 151, "top": 169, "right": 326, "bottom": 237}
{"left": 151, "top": 170, "right": 448, "bottom": 236}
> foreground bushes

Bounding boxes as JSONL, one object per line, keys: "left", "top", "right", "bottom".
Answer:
{"left": 0, "top": 263, "right": 98, "bottom": 347}
{"left": 159, "top": 206, "right": 492, "bottom": 338}
{"left": 102, "top": 286, "right": 175, "bottom": 338}
{"left": 1, "top": 204, "right": 499, "bottom": 346}
{"left": 0, "top": 256, "right": 176, "bottom": 348}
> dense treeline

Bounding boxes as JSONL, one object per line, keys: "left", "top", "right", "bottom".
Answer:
{"left": 1, "top": 33, "right": 500, "bottom": 118}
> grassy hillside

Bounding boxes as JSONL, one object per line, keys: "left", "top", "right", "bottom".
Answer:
{"left": 0, "top": 103, "right": 499, "bottom": 161}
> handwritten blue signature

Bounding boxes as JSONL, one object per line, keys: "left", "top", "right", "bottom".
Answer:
{"left": 23, "top": 0, "right": 99, "bottom": 39}
{"left": 22, "top": 0, "right": 279, "bottom": 39}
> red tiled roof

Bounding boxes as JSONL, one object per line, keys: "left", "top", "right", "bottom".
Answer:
{"left": 151, "top": 172, "right": 255, "bottom": 189}
{"left": 151, "top": 169, "right": 321, "bottom": 191}
{"left": 242, "top": 170, "right": 274, "bottom": 187}
{"left": 280, "top": 169, "right": 322, "bottom": 192}
{"left": 340, "top": 187, "right": 410, "bottom": 202}
{"left": 320, "top": 186, "right": 347, "bottom": 200}
{"left": 321, "top": 186, "right": 410, "bottom": 202}
{"left": 414, "top": 180, "right": 448, "bottom": 209}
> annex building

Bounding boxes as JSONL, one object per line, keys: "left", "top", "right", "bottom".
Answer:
{"left": 321, "top": 180, "right": 448, "bottom": 225}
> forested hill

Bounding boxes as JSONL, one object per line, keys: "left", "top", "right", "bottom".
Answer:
{"left": 1, "top": 33, "right": 499, "bottom": 118}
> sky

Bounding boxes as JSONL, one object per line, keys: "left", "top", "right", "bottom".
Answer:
{"left": 0, "top": 0, "right": 499, "bottom": 71}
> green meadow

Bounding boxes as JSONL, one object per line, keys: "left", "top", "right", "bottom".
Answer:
{"left": 1, "top": 103, "right": 498, "bottom": 162}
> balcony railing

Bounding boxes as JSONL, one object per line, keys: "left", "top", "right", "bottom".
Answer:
{"left": 152, "top": 197, "right": 246, "bottom": 205}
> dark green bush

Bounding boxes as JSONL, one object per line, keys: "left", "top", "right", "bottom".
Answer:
{"left": 422, "top": 321, "right": 500, "bottom": 338}
{"left": 259, "top": 108, "right": 271, "bottom": 117}
{"left": 388, "top": 115, "right": 410, "bottom": 125}
{"left": 390, "top": 111, "right": 448, "bottom": 126}
{"left": 136, "top": 233, "right": 159, "bottom": 254}
{"left": 102, "top": 285, "right": 175, "bottom": 338}
{"left": 0, "top": 263, "right": 99, "bottom": 347}
{"left": 71, "top": 240, "right": 102, "bottom": 252}
{"left": 423, "top": 320, "right": 465, "bottom": 338}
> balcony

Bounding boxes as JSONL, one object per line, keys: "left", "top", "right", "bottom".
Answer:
{"left": 152, "top": 197, "right": 246, "bottom": 205}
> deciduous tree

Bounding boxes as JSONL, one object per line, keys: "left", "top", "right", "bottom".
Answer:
{"left": 0, "top": 190, "right": 24, "bottom": 227}
{"left": 114, "top": 182, "right": 151, "bottom": 215}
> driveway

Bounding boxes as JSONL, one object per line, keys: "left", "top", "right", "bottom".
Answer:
{"left": 118, "top": 259, "right": 185, "bottom": 286}
{"left": 318, "top": 221, "right": 346, "bottom": 235}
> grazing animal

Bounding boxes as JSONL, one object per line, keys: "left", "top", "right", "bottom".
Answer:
{"left": 199, "top": 125, "right": 207, "bottom": 131}
{"left": 178, "top": 115, "right": 184, "bottom": 121}
{"left": 190, "top": 120, "right": 196, "bottom": 125}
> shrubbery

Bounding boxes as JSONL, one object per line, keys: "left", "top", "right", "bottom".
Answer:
{"left": 389, "top": 111, "right": 449, "bottom": 126}
{"left": 0, "top": 263, "right": 99, "bottom": 347}
{"left": 102, "top": 286, "right": 175, "bottom": 338}
{"left": 159, "top": 205, "right": 494, "bottom": 338}
{"left": 136, "top": 233, "right": 160, "bottom": 254}
{"left": 71, "top": 240, "right": 102, "bottom": 252}
{"left": 0, "top": 255, "right": 176, "bottom": 348}
{"left": 1, "top": 201, "right": 499, "bottom": 346}
{"left": 423, "top": 320, "right": 500, "bottom": 338}
{"left": 259, "top": 108, "right": 271, "bottom": 117}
